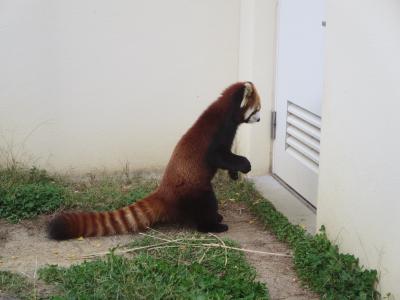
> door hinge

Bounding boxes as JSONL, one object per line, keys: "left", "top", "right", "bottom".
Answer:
{"left": 271, "top": 111, "right": 277, "bottom": 140}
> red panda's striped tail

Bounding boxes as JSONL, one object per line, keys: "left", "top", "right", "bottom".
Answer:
{"left": 47, "top": 193, "right": 166, "bottom": 240}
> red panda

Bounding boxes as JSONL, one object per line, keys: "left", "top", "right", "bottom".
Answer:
{"left": 48, "top": 82, "right": 261, "bottom": 240}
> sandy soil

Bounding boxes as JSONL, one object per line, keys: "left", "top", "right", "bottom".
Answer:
{"left": 219, "top": 202, "right": 318, "bottom": 300}
{"left": 0, "top": 202, "right": 318, "bottom": 300}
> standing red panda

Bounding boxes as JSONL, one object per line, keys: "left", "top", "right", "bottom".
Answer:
{"left": 48, "top": 82, "right": 261, "bottom": 240}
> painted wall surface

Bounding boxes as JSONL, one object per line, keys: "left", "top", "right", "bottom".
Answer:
{"left": 0, "top": 0, "right": 240, "bottom": 171}
{"left": 236, "top": 0, "right": 277, "bottom": 175}
{"left": 317, "top": 0, "right": 400, "bottom": 297}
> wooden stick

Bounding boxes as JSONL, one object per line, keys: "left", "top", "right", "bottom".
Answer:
{"left": 209, "top": 233, "right": 228, "bottom": 267}
{"left": 198, "top": 247, "right": 211, "bottom": 264}
{"left": 81, "top": 240, "right": 175, "bottom": 259}
{"left": 139, "top": 232, "right": 215, "bottom": 243}
{"left": 146, "top": 227, "right": 172, "bottom": 239}
{"left": 81, "top": 240, "right": 292, "bottom": 259}
{"left": 208, "top": 244, "right": 292, "bottom": 257}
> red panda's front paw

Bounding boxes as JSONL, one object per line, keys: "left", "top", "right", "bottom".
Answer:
{"left": 239, "top": 158, "right": 251, "bottom": 174}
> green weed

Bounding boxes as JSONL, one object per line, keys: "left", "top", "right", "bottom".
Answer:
{"left": 64, "top": 174, "right": 158, "bottom": 211}
{"left": 39, "top": 233, "right": 268, "bottom": 299}
{"left": 0, "top": 271, "right": 34, "bottom": 300}
{"left": 0, "top": 183, "right": 65, "bottom": 222}
{"left": 0, "top": 166, "right": 65, "bottom": 222}
{"left": 214, "top": 175, "right": 379, "bottom": 300}
{"left": 0, "top": 165, "right": 56, "bottom": 188}
{"left": 0, "top": 165, "right": 158, "bottom": 223}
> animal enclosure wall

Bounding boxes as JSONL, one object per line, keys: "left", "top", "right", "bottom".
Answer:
{"left": 317, "top": 0, "right": 400, "bottom": 297}
{"left": 0, "top": 0, "right": 241, "bottom": 172}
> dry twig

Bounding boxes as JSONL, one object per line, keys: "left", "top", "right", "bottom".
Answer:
{"left": 209, "top": 233, "right": 228, "bottom": 267}
{"left": 80, "top": 232, "right": 292, "bottom": 260}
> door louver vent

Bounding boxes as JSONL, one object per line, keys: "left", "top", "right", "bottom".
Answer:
{"left": 285, "top": 102, "right": 321, "bottom": 173}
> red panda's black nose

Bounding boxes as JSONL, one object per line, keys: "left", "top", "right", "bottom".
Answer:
{"left": 256, "top": 118, "right": 260, "bottom": 122}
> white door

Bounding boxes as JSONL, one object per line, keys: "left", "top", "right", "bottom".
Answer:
{"left": 273, "top": 0, "right": 326, "bottom": 206}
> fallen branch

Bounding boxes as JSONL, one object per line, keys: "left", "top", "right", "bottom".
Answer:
{"left": 81, "top": 240, "right": 176, "bottom": 259}
{"left": 209, "top": 233, "right": 228, "bottom": 266}
{"left": 80, "top": 234, "right": 292, "bottom": 260}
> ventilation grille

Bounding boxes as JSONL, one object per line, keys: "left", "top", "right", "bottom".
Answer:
{"left": 285, "top": 102, "right": 321, "bottom": 173}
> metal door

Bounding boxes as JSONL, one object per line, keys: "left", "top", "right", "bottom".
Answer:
{"left": 273, "top": 0, "right": 326, "bottom": 206}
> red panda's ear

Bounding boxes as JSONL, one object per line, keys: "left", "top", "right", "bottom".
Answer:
{"left": 240, "top": 82, "right": 253, "bottom": 108}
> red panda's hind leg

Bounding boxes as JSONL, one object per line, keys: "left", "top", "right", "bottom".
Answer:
{"left": 191, "top": 190, "right": 228, "bottom": 233}
{"left": 216, "top": 212, "right": 223, "bottom": 223}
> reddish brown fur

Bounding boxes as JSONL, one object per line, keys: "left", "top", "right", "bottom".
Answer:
{"left": 47, "top": 82, "right": 261, "bottom": 240}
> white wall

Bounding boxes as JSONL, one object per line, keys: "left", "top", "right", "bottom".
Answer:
{"left": 317, "top": 0, "right": 400, "bottom": 297}
{"left": 0, "top": 0, "right": 240, "bottom": 171}
{"left": 236, "top": 0, "right": 277, "bottom": 175}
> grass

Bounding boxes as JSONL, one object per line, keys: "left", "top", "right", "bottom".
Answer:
{"left": 0, "top": 271, "right": 35, "bottom": 300}
{"left": 64, "top": 172, "right": 158, "bottom": 211}
{"left": 39, "top": 233, "right": 268, "bottom": 299}
{"left": 0, "top": 165, "right": 157, "bottom": 222}
{"left": 0, "top": 183, "right": 65, "bottom": 222}
{"left": 214, "top": 174, "right": 379, "bottom": 300}
{"left": 0, "top": 165, "right": 66, "bottom": 222}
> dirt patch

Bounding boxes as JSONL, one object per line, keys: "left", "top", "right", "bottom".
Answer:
{"left": 0, "top": 203, "right": 318, "bottom": 300}
{"left": 0, "top": 217, "right": 138, "bottom": 276}
{"left": 219, "top": 202, "right": 318, "bottom": 300}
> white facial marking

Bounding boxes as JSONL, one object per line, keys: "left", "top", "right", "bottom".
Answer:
{"left": 247, "top": 110, "right": 261, "bottom": 123}
{"left": 244, "top": 106, "right": 256, "bottom": 120}
{"left": 240, "top": 96, "right": 248, "bottom": 108}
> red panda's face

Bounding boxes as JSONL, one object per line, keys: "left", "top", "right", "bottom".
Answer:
{"left": 240, "top": 82, "right": 261, "bottom": 123}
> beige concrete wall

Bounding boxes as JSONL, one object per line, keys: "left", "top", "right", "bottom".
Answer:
{"left": 0, "top": 0, "right": 240, "bottom": 171}
{"left": 236, "top": 0, "right": 277, "bottom": 176}
{"left": 317, "top": 0, "right": 400, "bottom": 297}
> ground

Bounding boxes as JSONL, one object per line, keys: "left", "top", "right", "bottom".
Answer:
{"left": 0, "top": 201, "right": 317, "bottom": 300}
{"left": 1, "top": 167, "right": 378, "bottom": 299}
{"left": 220, "top": 202, "right": 318, "bottom": 300}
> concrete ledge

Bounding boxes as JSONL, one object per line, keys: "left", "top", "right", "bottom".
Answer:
{"left": 250, "top": 175, "right": 316, "bottom": 234}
